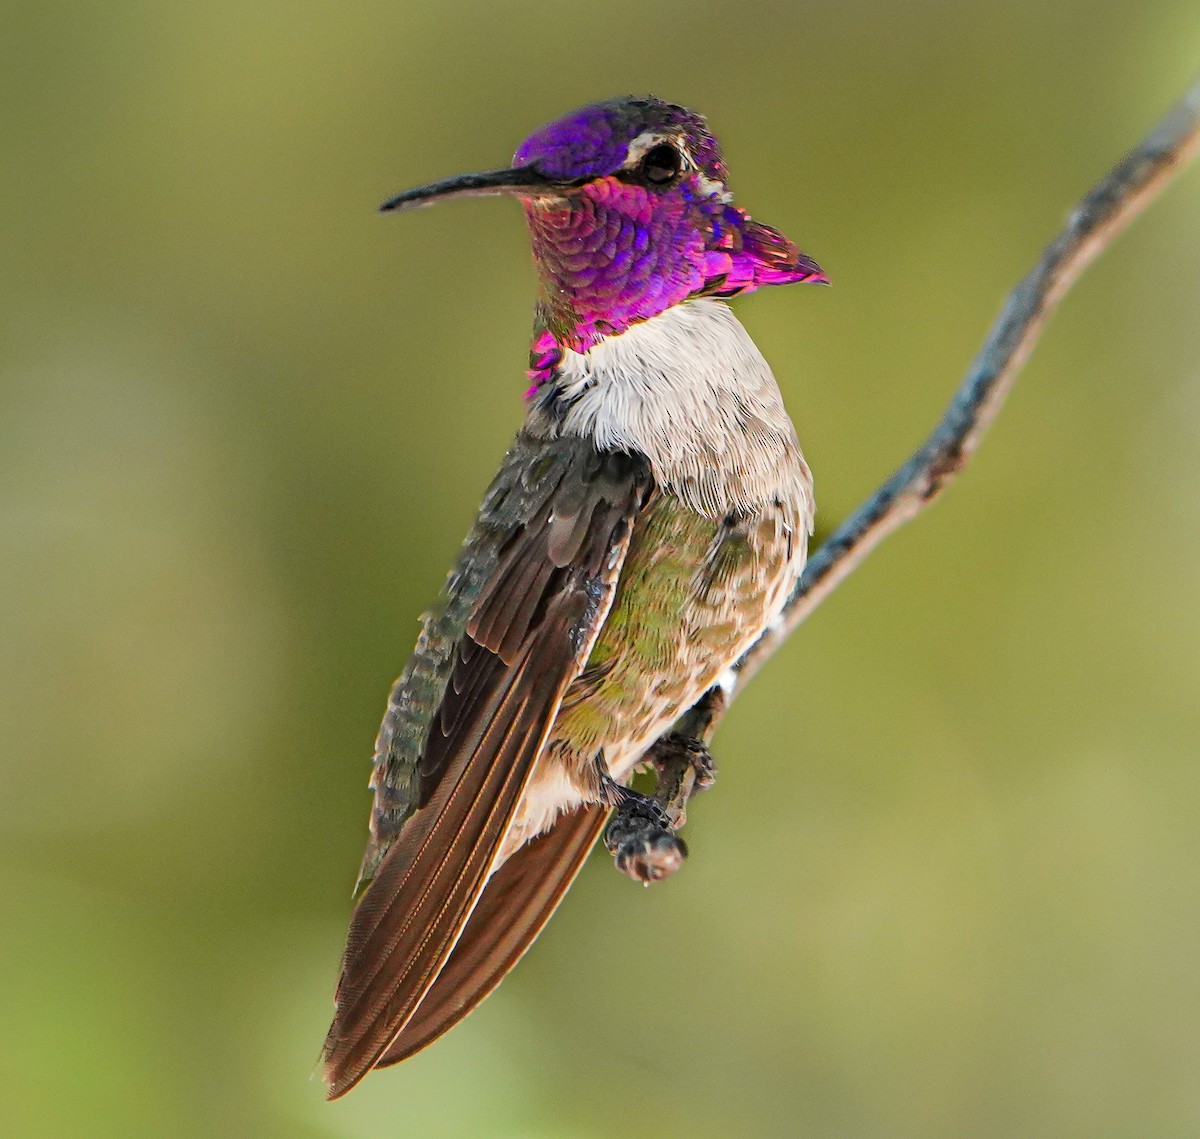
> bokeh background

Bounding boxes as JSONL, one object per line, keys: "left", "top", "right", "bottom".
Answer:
{"left": 3, "top": 2, "right": 1199, "bottom": 1136}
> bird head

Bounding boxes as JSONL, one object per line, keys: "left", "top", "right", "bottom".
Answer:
{"left": 382, "top": 95, "right": 826, "bottom": 376}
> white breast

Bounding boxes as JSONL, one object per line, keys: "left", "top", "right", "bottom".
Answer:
{"left": 556, "top": 299, "right": 813, "bottom": 527}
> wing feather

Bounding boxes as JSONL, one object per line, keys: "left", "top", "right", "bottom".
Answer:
{"left": 322, "top": 435, "right": 648, "bottom": 1098}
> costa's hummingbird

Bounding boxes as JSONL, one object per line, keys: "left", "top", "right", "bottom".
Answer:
{"left": 323, "top": 95, "right": 826, "bottom": 1097}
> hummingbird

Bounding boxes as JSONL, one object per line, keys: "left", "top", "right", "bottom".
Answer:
{"left": 322, "top": 94, "right": 826, "bottom": 1097}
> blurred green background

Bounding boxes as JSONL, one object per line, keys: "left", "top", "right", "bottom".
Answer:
{"left": 2, "top": 1, "right": 1199, "bottom": 1136}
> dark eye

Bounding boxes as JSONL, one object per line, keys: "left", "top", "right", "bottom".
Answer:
{"left": 639, "top": 144, "right": 683, "bottom": 186}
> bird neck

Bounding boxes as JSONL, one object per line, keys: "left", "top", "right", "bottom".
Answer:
{"left": 522, "top": 180, "right": 712, "bottom": 361}
{"left": 521, "top": 187, "right": 825, "bottom": 395}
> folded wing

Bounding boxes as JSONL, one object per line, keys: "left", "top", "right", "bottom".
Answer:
{"left": 322, "top": 434, "right": 649, "bottom": 1098}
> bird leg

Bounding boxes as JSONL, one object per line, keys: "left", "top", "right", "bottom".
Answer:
{"left": 647, "top": 731, "right": 716, "bottom": 829}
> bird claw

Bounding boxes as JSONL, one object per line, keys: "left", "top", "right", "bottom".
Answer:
{"left": 603, "top": 792, "right": 688, "bottom": 884}
{"left": 601, "top": 732, "right": 714, "bottom": 883}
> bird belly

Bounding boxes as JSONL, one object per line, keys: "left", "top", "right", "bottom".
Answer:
{"left": 501, "top": 490, "right": 804, "bottom": 859}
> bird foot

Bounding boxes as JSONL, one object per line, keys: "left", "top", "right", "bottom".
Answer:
{"left": 602, "top": 786, "right": 688, "bottom": 884}
{"left": 601, "top": 732, "right": 714, "bottom": 884}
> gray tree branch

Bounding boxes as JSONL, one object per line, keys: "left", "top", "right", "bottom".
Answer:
{"left": 677, "top": 74, "right": 1200, "bottom": 763}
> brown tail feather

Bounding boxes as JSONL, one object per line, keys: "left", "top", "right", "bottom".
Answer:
{"left": 323, "top": 648, "right": 554, "bottom": 1098}
{"left": 374, "top": 803, "right": 608, "bottom": 1067}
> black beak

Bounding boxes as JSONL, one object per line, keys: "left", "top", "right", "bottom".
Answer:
{"left": 379, "top": 165, "right": 565, "bottom": 213}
